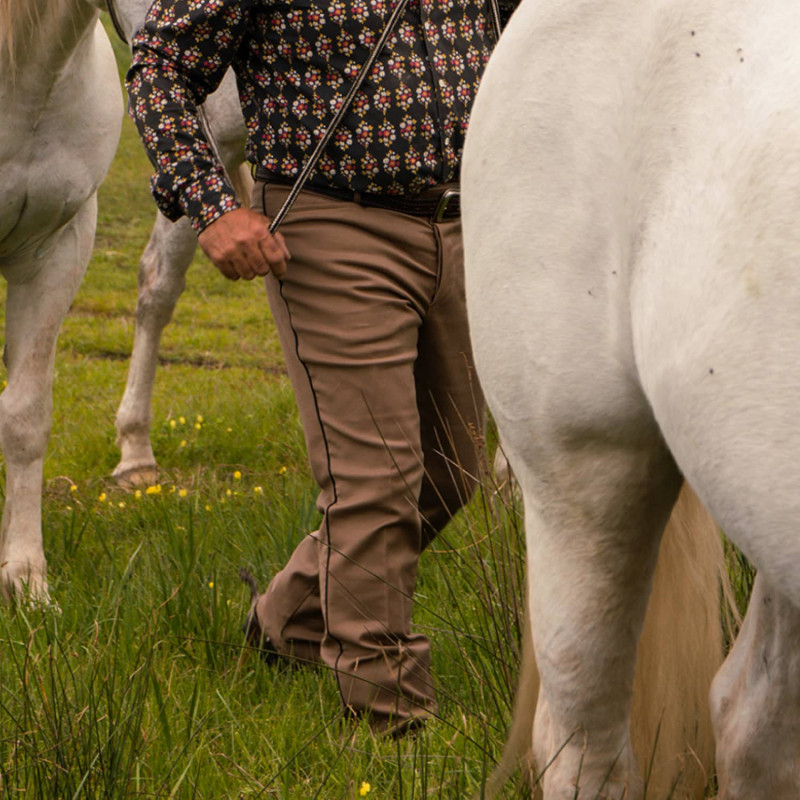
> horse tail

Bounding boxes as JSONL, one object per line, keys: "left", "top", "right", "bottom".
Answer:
{"left": 230, "top": 162, "right": 254, "bottom": 207}
{"left": 631, "top": 482, "right": 731, "bottom": 799}
{"left": 481, "top": 482, "right": 731, "bottom": 799}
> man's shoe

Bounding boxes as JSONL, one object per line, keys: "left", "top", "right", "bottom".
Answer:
{"left": 238, "top": 567, "right": 281, "bottom": 664}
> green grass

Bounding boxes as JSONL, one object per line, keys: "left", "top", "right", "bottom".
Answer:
{"left": 0, "top": 19, "right": 528, "bottom": 799}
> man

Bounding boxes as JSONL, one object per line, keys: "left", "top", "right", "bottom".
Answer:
{"left": 126, "top": 0, "right": 499, "bottom": 735}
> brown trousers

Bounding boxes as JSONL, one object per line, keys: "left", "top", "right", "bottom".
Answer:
{"left": 252, "top": 181, "right": 484, "bottom": 731}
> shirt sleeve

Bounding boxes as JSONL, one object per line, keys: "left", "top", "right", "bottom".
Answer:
{"left": 125, "top": 0, "right": 251, "bottom": 232}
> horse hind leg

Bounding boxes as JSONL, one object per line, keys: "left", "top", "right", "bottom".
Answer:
{"left": 710, "top": 575, "right": 800, "bottom": 799}
{"left": 480, "top": 478, "right": 723, "bottom": 800}
{"left": 113, "top": 212, "right": 196, "bottom": 487}
{"left": 512, "top": 428, "right": 683, "bottom": 800}
{"left": 113, "top": 99, "right": 249, "bottom": 488}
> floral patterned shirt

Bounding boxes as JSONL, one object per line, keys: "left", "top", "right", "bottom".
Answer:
{"left": 127, "top": 0, "right": 497, "bottom": 232}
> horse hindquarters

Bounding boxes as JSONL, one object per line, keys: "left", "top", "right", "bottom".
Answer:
{"left": 464, "top": 182, "right": 697, "bottom": 799}
{"left": 462, "top": 7, "right": 728, "bottom": 793}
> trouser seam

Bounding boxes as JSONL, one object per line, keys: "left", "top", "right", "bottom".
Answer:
{"left": 263, "top": 181, "right": 348, "bottom": 706}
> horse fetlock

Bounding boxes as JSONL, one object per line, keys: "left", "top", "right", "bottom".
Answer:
{"left": 534, "top": 705, "right": 642, "bottom": 800}
{"left": 539, "top": 753, "right": 643, "bottom": 800}
{"left": 113, "top": 427, "right": 156, "bottom": 481}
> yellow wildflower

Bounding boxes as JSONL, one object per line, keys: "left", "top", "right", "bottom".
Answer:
{"left": 208, "top": 581, "right": 214, "bottom": 589}
{"left": 169, "top": 419, "right": 177, "bottom": 429}
{"left": 179, "top": 416, "right": 186, "bottom": 425}
{"left": 134, "top": 489, "right": 142, "bottom": 499}
{"left": 118, "top": 502, "right": 126, "bottom": 509}
{"left": 278, "top": 466, "right": 288, "bottom": 476}
{"left": 69, "top": 484, "right": 77, "bottom": 493}
{"left": 233, "top": 470, "right": 242, "bottom": 480}
{"left": 179, "top": 489, "right": 187, "bottom": 498}
{"left": 145, "top": 484, "right": 162, "bottom": 495}
{"left": 254, "top": 486, "right": 263, "bottom": 494}
{"left": 180, "top": 440, "right": 187, "bottom": 448}
{"left": 196, "top": 414, "right": 203, "bottom": 423}
{"left": 226, "top": 488, "right": 232, "bottom": 497}
{"left": 359, "top": 782, "right": 371, "bottom": 796}
{"left": 98, "top": 492, "right": 107, "bottom": 503}
{"left": 205, "top": 504, "right": 211, "bottom": 511}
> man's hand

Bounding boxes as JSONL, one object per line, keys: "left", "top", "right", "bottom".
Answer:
{"left": 197, "top": 208, "right": 291, "bottom": 280}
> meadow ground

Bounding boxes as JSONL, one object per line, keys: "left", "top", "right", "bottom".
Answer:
{"left": 0, "top": 19, "right": 753, "bottom": 800}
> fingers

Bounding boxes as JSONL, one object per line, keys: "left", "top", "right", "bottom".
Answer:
{"left": 259, "top": 231, "right": 290, "bottom": 278}
{"left": 197, "top": 208, "right": 291, "bottom": 281}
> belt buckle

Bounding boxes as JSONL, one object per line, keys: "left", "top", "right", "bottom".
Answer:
{"left": 433, "top": 188, "right": 459, "bottom": 222}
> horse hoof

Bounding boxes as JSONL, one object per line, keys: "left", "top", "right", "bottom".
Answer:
{"left": 1, "top": 569, "right": 55, "bottom": 609}
{"left": 112, "top": 464, "right": 159, "bottom": 489}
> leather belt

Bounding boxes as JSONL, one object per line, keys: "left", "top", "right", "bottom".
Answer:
{"left": 255, "top": 168, "right": 460, "bottom": 222}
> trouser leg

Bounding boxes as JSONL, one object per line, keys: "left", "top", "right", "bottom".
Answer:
{"left": 252, "top": 185, "right": 480, "bottom": 726}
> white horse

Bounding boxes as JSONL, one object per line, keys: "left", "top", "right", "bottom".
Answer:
{"left": 464, "top": 0, "right": 799, "bottom": 797}
{"left": 0, "top": 0, "right": 122, "bottom": 599}
{"left": 106, "top": 0, "right": 252, "bottom": 487}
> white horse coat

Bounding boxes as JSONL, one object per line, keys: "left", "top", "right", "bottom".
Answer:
{"left": 0, "top": 0, "right": 122, "bottom": 598}
{"left": 464, "top": 0, "right": 799, "bottom": 797}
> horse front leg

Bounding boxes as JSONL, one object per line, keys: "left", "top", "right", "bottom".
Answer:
{"left": 112, "top": 212, "right": 195, "bottom": 487}
{"left": 0, "top": 203, "right": 94, "bottom": 602}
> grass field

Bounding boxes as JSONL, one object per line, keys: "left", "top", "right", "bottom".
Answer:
{"left": 0, "top": 19, "right": 528, "bottom": 800}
